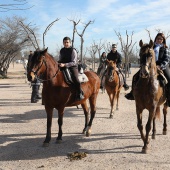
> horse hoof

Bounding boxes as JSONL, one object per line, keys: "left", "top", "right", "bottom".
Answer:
{"left": 56, "top": 139, "right": 62, "bottom": 144}
{"left": 82, "top": 130, "right": 86, "bottom": 134}
{"left": 163, "top": 131, "right": 167, "bottom": 135}
{"left": 86, "top": 130, "right": 91, "bottom": 137}
{"left": 152, "top": 135, "right": 155, "bottom": 139}
{"left": 109, "top": 115, "right": 113, "bottom": 119}
{"left": 141, "top": 148, "right": 148, "bottom": 154}
{"left": 43, "top": 142, "right": 49, "bottom": 147}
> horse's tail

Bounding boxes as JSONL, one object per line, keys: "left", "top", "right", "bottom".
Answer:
{"left": 155, "top": 106, "right": 161, "bottom": 120}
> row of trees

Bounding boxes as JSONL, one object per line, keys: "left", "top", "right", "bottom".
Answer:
{"left": 1, "top": 14, "right": 170, "bottom": 78}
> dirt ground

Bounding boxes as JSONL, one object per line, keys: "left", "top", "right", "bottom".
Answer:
{"left": 0, "top": 63, "right": 170, "bottom": 170}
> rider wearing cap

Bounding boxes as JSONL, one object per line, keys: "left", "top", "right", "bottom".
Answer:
{"left": 105, "top": 44, "right": 129, "bottom": 90}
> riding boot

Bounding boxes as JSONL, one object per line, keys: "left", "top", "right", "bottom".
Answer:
{"left": 75, "top": 87, "right": 84, "bottom": 101}
{"left": 125, "top": 90, "right": 134, "bottom": 100}
{"left": 31, "top": 85, "right": 39, "bottom": 103}
{"left": 125, "top": 71, "right": 140, "bottom": 100}
{"left": 36, "top": 85, "right": 42, "bottom": 99}
{"left": 119, "top": 69, "right": 129, "bottom": 91}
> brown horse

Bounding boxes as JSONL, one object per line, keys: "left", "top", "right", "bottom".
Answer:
{"left": 105, "top": 60, "right": 123, "bottom": 118}
{"left": 133, "top": 40, "right": 168, "bottom": 153}
{"left": 27, "top": 48, "right": 100, "bottom": 146}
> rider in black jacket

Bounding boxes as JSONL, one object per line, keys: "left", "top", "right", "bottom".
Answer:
{"left": 104, "top": 44, "right": 129, "bottom": 90}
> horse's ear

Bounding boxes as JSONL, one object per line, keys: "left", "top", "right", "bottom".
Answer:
{"left": 139, "top": 40, "right": 143, "bottom": 47}
{"left": 149, "top": 39, "right": 154, "bottom": 48}
{"left": 43, "top": 47, "right": 48, "bottom": 54}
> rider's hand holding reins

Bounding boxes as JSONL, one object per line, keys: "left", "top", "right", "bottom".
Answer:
{"left": 59, "top": 63, "right": 66, "bottom": 67}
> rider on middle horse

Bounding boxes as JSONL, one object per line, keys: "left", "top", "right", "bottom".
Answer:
{"left": 58, "top": 36, "right": 84, "bottom": 101}
{"left": 101, "top": 44, "right": 129, "bottom": 91}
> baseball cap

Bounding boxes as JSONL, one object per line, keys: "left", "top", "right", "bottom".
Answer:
{"left": 112, "top": 44, "right": 117, "bottom": 48}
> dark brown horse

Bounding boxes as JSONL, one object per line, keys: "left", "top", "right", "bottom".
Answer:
{"left": 97, "top": 63, "right": 106, "bottom": 93}
{"left": 27, "top": 48, "right": 100, "bottom": 146}
{"left": 105, "top": 60, "right": 123, "bottom": 118}
{"left": 133, "top": 40, "right": 168, "bottom": 153}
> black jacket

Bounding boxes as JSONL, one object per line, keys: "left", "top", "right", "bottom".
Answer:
{"left": 155, "top": 46, "right": 170, "bottom": 70}
{"left": 59, "top": 47, "right": 73, "bottom": 63}
{"left": 107, "top": 50, "right": 122, "bottom": 68}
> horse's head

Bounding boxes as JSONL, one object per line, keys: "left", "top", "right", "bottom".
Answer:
{"left": 27, "top": 48, "right": 48, "bottom": 82}
{"left": 139, "top": 39, "right": 155, "bottom": 78}
{"left": 106, "top": 60, "right": 117, "bottom": 82}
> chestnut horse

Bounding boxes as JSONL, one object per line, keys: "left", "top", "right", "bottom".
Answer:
{"left": 27, "top": 48, "right": 100, "bottom": 146}
{"left": 133, "top": 40, "right": 168, "bottom": 153}
{"left": 105, "top": 60, "right": 123, "bottom": 118}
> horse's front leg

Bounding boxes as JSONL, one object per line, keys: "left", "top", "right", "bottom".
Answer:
{"left": 136, "top": 106, "right": 145, "bottom": 143}
{"left": 109, "top": 91, "right": 117, "bottom": 118}
{"left": 116, "top": 90, "right": 120, "bottom": 110}
{"left": 142, "top": 110, "right": 154, "bottom": 153}
{"left": 81, "top": 101, "right": 89, "bottom": 134}
{"left": 86, "top": 93, "right": 98, "bottom": 137}
{"left": 163, "top": 103, "right": 168, "bottom": 135}
{"left": 56, "top": 107, "right": 64, "bottom": 143}
{"left": 152, "top": 117, "right": 156, "bottom": 139}
{"left": 43, "top": 106, "right": 54, "bottom": 147}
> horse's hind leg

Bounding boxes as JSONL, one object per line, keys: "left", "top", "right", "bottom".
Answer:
{"left": 163, "top": 103, "right": 168, "bottom": 135}
{"left": 81, "top": 101, "right": 89, "bottom": 134}
{"left": 86, "top": 93, "right": 98, "bottom": 137}
{"left": 152, "top": 106, "right": 160, "bottom": 139}
{"left": 43, "top": 106, "right": 54, "bottom": 147}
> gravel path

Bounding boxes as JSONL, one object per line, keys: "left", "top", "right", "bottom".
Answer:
{"left": 0, "top": 64, "right": 170, "bottom": 170}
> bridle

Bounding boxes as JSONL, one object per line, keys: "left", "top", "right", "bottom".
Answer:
{"left": 140, "top": 48, "right": 153, "bottom": 70}
{"left": 139, "top": 47, "right": 156, "bottom": 78}
{"left": 30, "top": 55, "right": 59, "bottom": 82}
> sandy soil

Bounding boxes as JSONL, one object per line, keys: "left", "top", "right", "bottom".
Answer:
{"left": 0, "top": 63, "right": 170, "bottom": 170}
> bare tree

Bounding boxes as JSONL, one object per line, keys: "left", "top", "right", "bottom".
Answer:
{"left": 76, "top": 20, "right": 94, "bottom": 61}
{"left": 0, "top": 0, "right": 33, "bottom": 12}
{"left": 155, "top": 29, "right": 170, "bottom": 40}
{"left": 43, "top": 18, "right": 60, "bottom": 49}
{"left": 0, "top": 16, "right": 34, "bottom": 77}
{"left": 115, "top": 30, "right": 136, "bottom": 79}
{"left": 103, "top": 41, "right": 112, "bottom": 54}
{"left": 88, "top": 44, "right": 97, "bottom": 71}
{"left": 68, "top": 18, "right": 80, "bottom": 48}
{"left": 146, "top": 28, "right": 170, "bottom": 40}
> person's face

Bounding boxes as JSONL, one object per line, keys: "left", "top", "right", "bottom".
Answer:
{"left": 63, "top": 40, "right": 71, "bottom": 48}
{"left": 112, "top": 47, "right": 117, "bottom": 52}
{"left": 103, "top": 53, "right": 106, "bottom": 57}
{"left": 155, "top": 35, "right": 164, "bottom": 45}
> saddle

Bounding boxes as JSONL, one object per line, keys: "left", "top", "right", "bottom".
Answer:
{"left": 62, "top": 68, "right": 89, "bottom": 85}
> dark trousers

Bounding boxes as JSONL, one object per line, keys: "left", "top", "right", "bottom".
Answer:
{"left": 69, "top": 67, "right": 82, "bottom": 93}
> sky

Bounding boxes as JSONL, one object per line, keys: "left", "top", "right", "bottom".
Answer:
{"left": 1, "top": 0, "right": 170, "bottom": 56}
